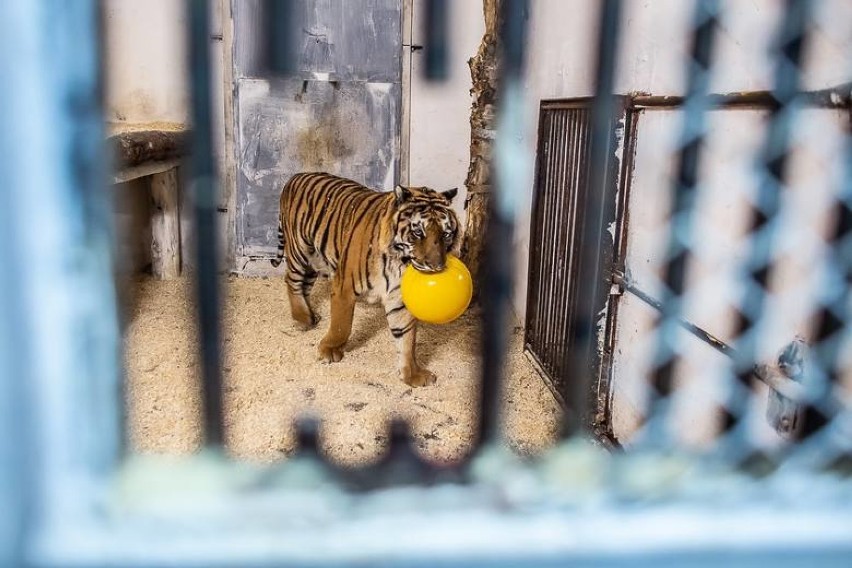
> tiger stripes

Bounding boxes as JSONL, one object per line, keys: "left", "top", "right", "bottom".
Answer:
{"left": 274, "top": 172, "right": 460, "bottom": 387}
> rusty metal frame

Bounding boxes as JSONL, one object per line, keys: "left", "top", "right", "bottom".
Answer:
{"left": 594, "top": 104, "right": 639, "bottom": 448}
{"left": 630, "top": 82, "right": 852, "bottom": 111}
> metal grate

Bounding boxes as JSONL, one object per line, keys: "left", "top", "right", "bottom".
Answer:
{"left": 524, "top": 99, "right": 627, "bottom": 434}
{"left": 525, "top": 104, "right": 593, "bottom": 405}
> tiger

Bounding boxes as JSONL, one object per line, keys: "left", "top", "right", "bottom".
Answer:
{"left": 271, "top": 172, "right": 460, "bottom": 387}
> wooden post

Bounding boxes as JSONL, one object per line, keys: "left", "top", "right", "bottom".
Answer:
{"left": 461, "top": 0, "right": 502, "bottom": 289}
{"left": 150, "top": 167, "right": 182, "bottom": 279}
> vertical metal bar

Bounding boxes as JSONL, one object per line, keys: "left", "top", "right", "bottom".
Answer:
{"left": 536, "top": 109, "right": 557, "bottom": 361}
{"left": 557, "top": 110, "right": 585, "bottom": 382}
{"left": 560, "top": 110, "right": 582, "bottom": 382}
{"left": 478, "top": 0, "right": 530, "bottom": 445}
{"left": 536, "top": 110, "right": 558, "bottom": 360}
{"left": 723, "top": 0, "right": 813, "bottom": 449}
{"left": 560, "top": 109, "right": 589, "bottom": 368}
{"left": 1, "top": 0, "right": 118, "bottom": 548}
{"left": 423, "top": 0, "right": 449, "bottom": 80}
{"left": 562, "top": 0, "right": 622, "bottom": 437}
{"left": 552, "top": 110, "right": 576, "bottom": 384}
{"left": 188, "top": 0, "right": 225, "bottom": 447}
{"left": 294, "top": 417, "right": 322, "bottom": 458}
{"left": 528, "top": 111, "right": 555, "bottom": 355}
{"left": 643, "top": 0, "right": 720, "bottom": 446}
{"left": 532, "top": 112, "right": 550, "bottom": 366}
{"left": 546, "top": 111, "right": 565, "bottom": 379}
{"left": 570, "top": 109, "right": 595, "bottom": 388}
{"left": 541, "top": 111, "right": 565, "bottom": 376}
{"left": 539, "top": 111, "right": 557, "bottom": 351}
{"left": 380, "top": 419, "right": 426, "bottom": 485}
{"left": 0, "top": 190, "right": 30, "bottom": 566}
{"left": 795, "top": 118, "right": 852, "bottom": 442}
{"left": 0, "top": 3, "right": 36, "bottom": 556}
{"left": 264, "top": 0, "right": 298, "bottom": 76}
{"left": 524, "top": 115, "right": 539, "bottom": 348}
{"left": 566, "top": 109, "right": 591, "bottom": 334}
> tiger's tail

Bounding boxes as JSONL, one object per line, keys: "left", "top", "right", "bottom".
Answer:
{"left": 270, "top": 219, "right": 285, "bottom": 268}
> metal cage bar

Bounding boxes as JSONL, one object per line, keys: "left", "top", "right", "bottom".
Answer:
{"left": 423, "top": 0, "right": 449, "bottom": 80}
{"left": 188, "top": 0, "right": 225, "bottom": 447}
{"left": 562, "top": 0, "right": 623, "bottom": 436}
{"left": 644, "top": 0, "right": 721, "bottom": 446}
{"left": 478, "top": 0, "right": 530, "bottom": 447}
{"left": 723, "top": 0, "right": 814, "bottom": 453}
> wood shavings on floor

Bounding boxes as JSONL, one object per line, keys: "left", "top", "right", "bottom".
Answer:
{"left": 124, "top": 275, "right": 561, "bottom": 466}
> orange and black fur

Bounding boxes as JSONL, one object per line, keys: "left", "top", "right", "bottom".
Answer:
{"left": 272, "top": 172, "right": 459, "bottom": 387}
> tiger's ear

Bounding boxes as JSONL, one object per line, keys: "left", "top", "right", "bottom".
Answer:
{"left": 441, "top": 188, "right": 458, "bottom": 203}
{"left": 394, "top": 185, "right": 411, "bottom": 204}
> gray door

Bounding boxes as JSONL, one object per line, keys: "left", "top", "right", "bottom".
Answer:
{"left": 232, "top": 0, "right": 403, "bottom": 260}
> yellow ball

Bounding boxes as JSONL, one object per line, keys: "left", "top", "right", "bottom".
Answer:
{"left": 401, "top": 254, "right": 473, "bottom": 324}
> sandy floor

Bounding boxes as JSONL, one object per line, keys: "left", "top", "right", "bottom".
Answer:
{"left": 123, "top": 275, "right": 560, "bottom": 466}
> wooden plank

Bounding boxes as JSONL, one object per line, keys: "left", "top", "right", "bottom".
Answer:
{"left": 112, "top": 159, "right": 180, "bottom": 184}
{"left": 221, "top": 0, "right": 238, "bottom": 269}
{"left": 108, "top": 129, "right": 189, "bottom": 168}
{"left": 150, "top": 167, "right": 182, "bottom": 279}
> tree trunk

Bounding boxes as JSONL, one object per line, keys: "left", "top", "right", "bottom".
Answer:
{"left": 461, "top": 0, "right": 502, "bottom": 291}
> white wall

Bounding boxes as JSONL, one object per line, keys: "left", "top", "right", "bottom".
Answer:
{"left": 102, "top": 0, "right": 190, "bottom": 126}
{"left": 611, "top": 108, "right": 849, "bottom": 448}
{"left": 512, "top": 0, "right": 852, "bottom": 320}
{"left": 103, "top": 0, "right": 227, "bottom": 165}
{"left": 409, "top": 0, "right": 485, "bottom": 222}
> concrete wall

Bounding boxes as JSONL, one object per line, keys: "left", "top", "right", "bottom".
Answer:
{"left": 102, "top": 0, "right": 190, "bottom": 125}
{"left": 103, "top": 0, "right": 228, "bottom": 273}
{"left": 408, "top": 0, "right": 485, "bottom": 222}
{"left": 103, "top": 0, "right": 227, "bottom": 165}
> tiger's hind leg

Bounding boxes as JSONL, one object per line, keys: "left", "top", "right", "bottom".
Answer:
{"left": 285, "top": 261, "right": 320, "bottom": 329}
{"left": 317, "top": 277, "right": 355, "bottom": 363}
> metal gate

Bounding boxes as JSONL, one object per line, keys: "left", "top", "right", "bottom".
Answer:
{"left": 524, "top": 99, "right": 628, "bottom": 432}
{"left": 231, "top": 0, "right": 403, "bottom": 265}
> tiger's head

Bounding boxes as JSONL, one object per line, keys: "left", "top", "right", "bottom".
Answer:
{"left": 391, "top": 184, "right": 460, "bottom": 273}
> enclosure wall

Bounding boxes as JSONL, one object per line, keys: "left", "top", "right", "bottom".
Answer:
{"left": 512, "top": 0, "right": 852, "bottom": 320}
{"left": 408, "top": 0, "right": 484, "bottom": 223}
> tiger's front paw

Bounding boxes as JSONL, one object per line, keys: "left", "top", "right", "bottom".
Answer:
{"left": 402, "top": 367, "right": 436, "bottom": 388}
{"left": 317, "top": 342, "right": 344, "bottom": 363}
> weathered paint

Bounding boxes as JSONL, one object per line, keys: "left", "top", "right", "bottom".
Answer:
{"left": 234, "top": 0, "right": 402, "bottom": 83}
{"left": 232, "top": 0, "right": 403, "bottom": 260}
{"left": 235, "top": 79, "right": 401, "bottom": 256}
